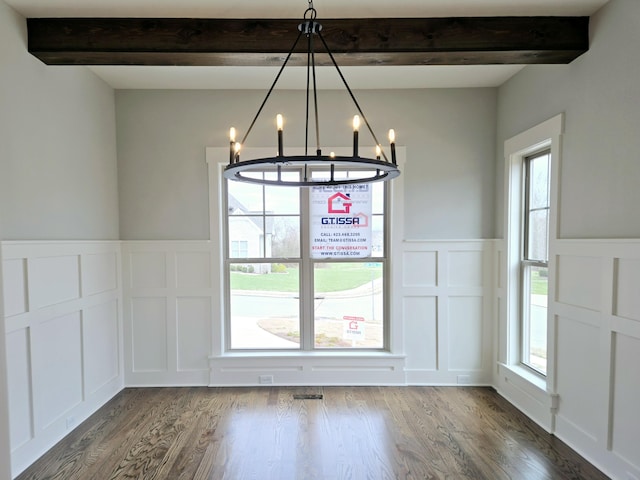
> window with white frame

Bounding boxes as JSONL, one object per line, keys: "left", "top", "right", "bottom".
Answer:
{"left": 502, "top": 113, "right": 562, "bottom": 383}
{"left": 521, "top": 150, "right": 551, "bottom": 374}
{"left": 223, "top": 167, "right": 389, "bottom": 351}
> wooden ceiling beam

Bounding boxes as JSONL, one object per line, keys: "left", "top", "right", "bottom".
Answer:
{"left": 27, "top": 16, "right": 589, "bottom": 66}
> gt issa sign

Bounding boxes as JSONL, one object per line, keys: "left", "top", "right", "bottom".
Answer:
{"left": 310, "top": 184, "right": 372, "bottom": 259}
{"left": 343, "top": 316, "right": 366, "bottom": 341}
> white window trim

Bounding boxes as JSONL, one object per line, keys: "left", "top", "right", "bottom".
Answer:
{"left": 501, "top": 114, "right": 563, "bottom": 402}
{"left": 205, "top": 147, "right": 406, "bottom": 371}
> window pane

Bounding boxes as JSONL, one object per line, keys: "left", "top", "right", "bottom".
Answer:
{"left": 523, "top": 265, "right": 548, "bottom": 373}
{"left": 229, "top": 262, "right": 300, "bottom": 349}
{"left": 228, "top": 216, "right": 264, "bottom": 258}
{"left": 371, "top": 181, "right": 384, "bottom": 214}
{"left": 313, "top": 262, "right": 383, "bottom": 349}
{"left": 228, "top": 180, "right": 263, "bottom": 213}
{"left": 371, "top": 215, "right": 384, "bottom": 258}
{"left": 265, "top": 171, "right": 300, "bottom": 214}
{"left": 527, "top": 209, "right": 548, "bottom": 262}
{"left": 270, "top": 216, "right": 300, "bottom": 258}
{"left": 529, "top": 154, "right": 550, "bottom": 209}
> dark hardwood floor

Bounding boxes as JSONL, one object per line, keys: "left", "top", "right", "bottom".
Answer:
{"left": 16, "top": 386, "right": 609, "bottom": 480}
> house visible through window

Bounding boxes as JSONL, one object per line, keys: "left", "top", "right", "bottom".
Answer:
{"left": 522, "top": 150, "right": 550, "bottom": 374}
{"left": 223, "top": 168, "right": 388, "bottom": 351}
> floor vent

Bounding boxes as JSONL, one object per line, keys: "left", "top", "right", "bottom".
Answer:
{"left": 293, "top": 394, "right": 323, "bottom": 400}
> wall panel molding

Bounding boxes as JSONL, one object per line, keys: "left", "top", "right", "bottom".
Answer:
{"left": 1, "top": 241, "right": 123, "bottom": 478}
{"left": 122, "top": 241, "right": 213, "bottom": 386}
{"left": 554, "top": 239, "right": 640, "bottom": 478}
{"left": 495, "top": 238, "right": 640, "bottom": 479}
{"left": 401, "top": 239, "right": 495, "bottom": 385}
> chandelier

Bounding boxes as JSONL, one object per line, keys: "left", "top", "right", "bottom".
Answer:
{"left": 224, "top": 0, "right": 401, "bottom": 187}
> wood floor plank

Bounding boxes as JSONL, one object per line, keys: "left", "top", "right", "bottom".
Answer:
{"left": 15, "top": 386, "right": 609, "bottom": 480}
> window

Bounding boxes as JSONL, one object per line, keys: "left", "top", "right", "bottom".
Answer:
{"left": 223, "top": 168, "right": 388, "bottom": 351}
{"left": 521, "top": 150, "right": 550, "bottom": 374}
{"left": 502, "top": 113, "right": 562, "bottom": 387}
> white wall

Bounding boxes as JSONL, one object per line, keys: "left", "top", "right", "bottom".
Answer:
{"left": 116, "top": 88, "right": 497, "bottom": 240}
{"left": 0, "top": 1, "right": 119, "bottom": 240}
{"left": 495, "top": 0, "right": 640, "bottom": 477}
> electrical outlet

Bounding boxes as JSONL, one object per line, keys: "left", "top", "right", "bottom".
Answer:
{"left": 259, "top": 375, "right": 274, "bottom": 385}
{"left": 457, "top": 375, "right": 471, "bottom": 385}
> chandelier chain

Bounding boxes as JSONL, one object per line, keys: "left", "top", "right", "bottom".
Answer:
{"left": 304, "top": 12, "right": 321, "bottom": 156}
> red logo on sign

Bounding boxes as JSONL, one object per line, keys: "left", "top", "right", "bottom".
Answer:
{"left": 328, "top": 192, "right": 352, "bottom": 213}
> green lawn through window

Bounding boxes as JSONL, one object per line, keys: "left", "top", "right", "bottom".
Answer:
{"left": 531, "top": 268, "right": 548, "bottom": 295}
{"left": 230, "top": 263, "right": 382, "bottom": 293}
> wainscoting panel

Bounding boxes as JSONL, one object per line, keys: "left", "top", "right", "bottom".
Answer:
{"left": 556, "top": 254, "right": 603, "bottom": 312}
{"left": 30, "top": 255, "right": 80, "bottom": 310}
{"left": 556, "top": 315, "right": 600, "bottom": 442}
{"left": 611, "top": 332, "right": 640, "bottom": 470}
{"left": 176, "top": 297, "right": 212, "bottom": 372}
{"left": 34, "top": 311, "right": 83, "bottom": 429}
{"left": 83, "top": 300, "right": 120, "bottom": 395}
{"left": 122, "top": 241, "right": 213, "bottom": 386}
{"left": 83, "top": 252, "right": 118, "bottom": 296}
{"left": 402, "top": 296, "right": 437, "bottom": 371}
{"left": 495, "top": 239, "right": 640, "bottom": 480}
{"left": 176, "top": 252, "right": 211, "bottom": 289}
{"left": 1, "top": 241, "right": 123, "bottom": 478}
{"left": 448, "top": 250, "right": 484, "bottom": 287}
{"left": 402, "top": 240, "right": 494, "bottom": 385}
{"left": 131, "top": 297, "right": 168, "bottom": 372}
{"left": 614, "top": 257, "right": 640, "bottom": 322}
{"left": 402, "top": 250, "right": 437, "bottom": 287}
{"left": 448, "top": 296, "right": 485, "bottom": 371}
{"left": 5, "top": 328, "right": 32, "bottom": 451}
{"left": 2, "top": 258, "right": 27, "bottom": 317}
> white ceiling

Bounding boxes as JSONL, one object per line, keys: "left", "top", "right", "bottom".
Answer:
{"left": 7, "top": 0, "right": 610, "bottom": 90}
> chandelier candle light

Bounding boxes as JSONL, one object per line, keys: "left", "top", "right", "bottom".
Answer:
{"left": 224, "top": 0, "right": 401, "bottom": 187}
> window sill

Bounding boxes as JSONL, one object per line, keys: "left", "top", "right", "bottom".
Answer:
{"left": 213, "top": 350, "right": 405, "bottom": 360}
{"left": 500, "top": 362, "right": 547, "bottom": 391}
{"left": 208, "top": 351, "right": 407, "bottom": 386}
